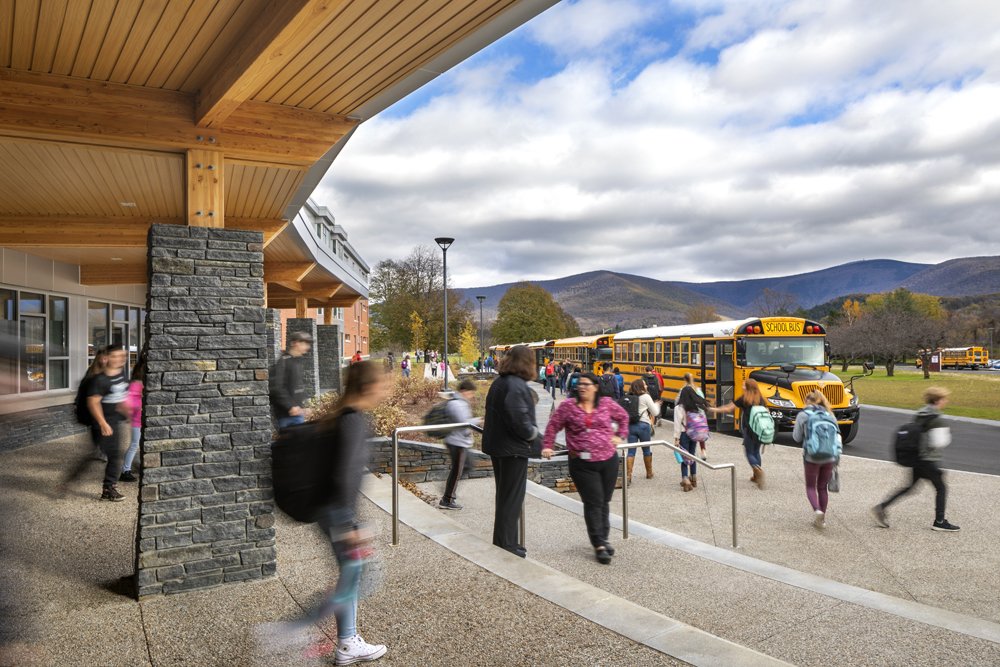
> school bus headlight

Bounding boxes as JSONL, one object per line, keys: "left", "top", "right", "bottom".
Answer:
{"left": 768, "top": 397, "right": 795, "bottom": 408}
{"left": 849, "top": 394, "right": 858, "bottom": 407}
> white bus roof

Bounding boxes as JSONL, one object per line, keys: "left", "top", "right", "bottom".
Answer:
{"left": 615, "top": 318, "right": 756, "bottom": 341}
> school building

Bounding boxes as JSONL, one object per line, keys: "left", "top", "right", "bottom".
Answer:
{"left": 0, "top": 0, "right": 558, "bottom": 596}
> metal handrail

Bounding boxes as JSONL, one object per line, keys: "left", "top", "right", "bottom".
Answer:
{"left": 614, "top": 439, "right": 738, "bottom": 548}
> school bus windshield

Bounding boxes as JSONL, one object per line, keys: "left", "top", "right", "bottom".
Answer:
{"left": 744, "top": 337, "right": 825, "bottom": 367}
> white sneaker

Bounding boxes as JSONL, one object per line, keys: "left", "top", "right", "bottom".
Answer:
{"left": 813, "top": 510, "right": 825, "bottom": 529}
{"left": 335, "top": 634, "right": 387, "bottom": 665}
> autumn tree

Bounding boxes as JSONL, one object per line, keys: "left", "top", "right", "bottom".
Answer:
{"left": 409, "top": 311, "right": 426, "bottom": 353}
{"left": 458, "top": 320, "right": 479, "bottom": 363}
{"left": 686, "top": 303, "right": 719, "bottom": 324}
{"left": 369, "top": 245, "right": 471, "bottom": 352}
{"left": 752, "top": 288, "right": 799, "bottom": 316}
{"left": 492, "top": 283, "right": 581, "bottom": 344}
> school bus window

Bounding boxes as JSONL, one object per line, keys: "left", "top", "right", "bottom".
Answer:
{"left": 655, "top": 341, "right": 662, "bottom": 363}
{"left": 680, "top": 341, "right": 690, "bottom": 365}
{"left": 691, "top": 343, "right": 700, "bottom": 366}
{"left": 662, "top": 341, "right": 670, "bottom": 365}
{"left": 632, "top": 343, "right": 639, "bottom": 362}
{"left": 671, "top": 341, "right": 681, "bottom": 365}
{"left": 705, "top": 344, "right": 716, "bottom": 368}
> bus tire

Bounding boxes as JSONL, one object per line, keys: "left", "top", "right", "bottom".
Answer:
{"left": 840, "top": 421, "right": 859, "bottom": 446}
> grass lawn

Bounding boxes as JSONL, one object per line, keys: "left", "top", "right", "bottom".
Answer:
{"left": 834, "top": 367, "right": 1000, "bottom": 421}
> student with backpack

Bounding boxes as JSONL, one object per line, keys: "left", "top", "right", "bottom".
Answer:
{"left": 642, "top": 365, "right": 663, "bottom": 402}
{"left": 598, "top": 363, "right": 620, "bottom": 399}
{"left": 872, "top": 387, "right": 960, "bottom": 532}
{"left": 400, "top": 354, "right": 411, "bottom": 378}
{"left": 793, "top": 391, "right": 842, "bottom": 528}
{"left": 622, "top": 379, "right": 659, "bottom": 484}
{"left": 61, "top": 345, "right": 130, "bottom": 501}
{"left": 674, "top": 377, "right": 711, "bottom": 492}
{"left": 544, "top": 359, "right": 558, "bottom": 399}
{"left": 73, "top": 347, "right": 110, "bottom": 462}
{"left": 566, "top": 366, "right": 583, "bottom": 399}
{"left": 437, "top": 380, "right": 481, "bottom": 510}
{"left": 268, "top": 361, "right": 390, "bottom": 664}
{"left": 709, "top": 378, "right": 773, "bottom": 489}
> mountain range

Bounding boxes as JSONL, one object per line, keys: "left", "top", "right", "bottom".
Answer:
{"left": 457, "top": 256, "right": 1000, "bottom": 333}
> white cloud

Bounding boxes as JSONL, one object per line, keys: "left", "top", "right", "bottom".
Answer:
{"left": 315, "top": 0, "right": 1000, "bottom": 287}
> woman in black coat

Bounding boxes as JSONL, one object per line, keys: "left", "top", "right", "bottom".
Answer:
{"left": 482, "top": 345, "right": 541, "bottom": 557}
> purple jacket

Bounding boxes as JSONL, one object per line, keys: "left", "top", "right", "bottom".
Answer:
{"left": 543, "top": 397, "right": 629, "bottom": 462}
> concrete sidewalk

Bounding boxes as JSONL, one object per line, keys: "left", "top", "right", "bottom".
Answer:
{"left": 0, "top": 432, "right": 679, "bottom": 666}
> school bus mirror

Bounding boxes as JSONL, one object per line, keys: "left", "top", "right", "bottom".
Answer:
{"left": 863, "top": 361, "right": 875, "bottom": 372}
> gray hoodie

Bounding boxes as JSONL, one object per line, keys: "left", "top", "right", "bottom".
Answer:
{"left": 916, "top": 404, "right": 951, "bottom": 462}
{"left": 442, "top": 393, "right": 474, "bottom": 448}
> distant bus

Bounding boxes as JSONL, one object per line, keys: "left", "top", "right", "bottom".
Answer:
{"left": 613, "top": 317, "right": 862, "bottom": 443}
{"left": 940, "top": 347, "right": 989, "bottom": 370}
{"left": 549, "top": 335, "right": 613, "bottom": 375}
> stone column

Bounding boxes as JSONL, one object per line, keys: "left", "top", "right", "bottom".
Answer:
{"left": 316, "top": 324, "right": 342, "bottom": 394}
{"left": 137, "top": 224, "right": 275, "bottom": 596}
{"left": 285, "top": 317, "right": 319, "bottom": 401}
{"left": 264, "top": 308, "right": 282, "bottom": 370}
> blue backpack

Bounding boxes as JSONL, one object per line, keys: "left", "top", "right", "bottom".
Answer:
{"left": 803, "top": 407, "right": 841, "bottom": 463}
{"left": 747, "top": 405, "right": 775, "bottom": 445}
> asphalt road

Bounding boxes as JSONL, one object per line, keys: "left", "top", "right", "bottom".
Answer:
{"left": 772, "top": 405, "right": 1000, "bottom": 476}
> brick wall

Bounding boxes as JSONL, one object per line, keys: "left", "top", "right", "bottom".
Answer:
{"left": 137, "top": 224, "right": 275, "bottom": 596}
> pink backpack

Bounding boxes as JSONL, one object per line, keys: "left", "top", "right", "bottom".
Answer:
{"left": 685, "top": 411, "right": 710, "bottom": 442}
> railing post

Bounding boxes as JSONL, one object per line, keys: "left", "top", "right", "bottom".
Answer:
{"left": 519, "top": 501, "right": 526, "bottom": 548}
{"left": 621, "top": 451, "right": 629, "bottom": 539}
{"left": 391, "top": 429, "right": 400, "bottom": 547}
{"left": 730, "top": 464, "right": 738, "bottom": 548}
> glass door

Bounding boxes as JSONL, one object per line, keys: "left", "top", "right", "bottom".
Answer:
{"left": 715, "top": 341, "right": 736, "bottom": 432}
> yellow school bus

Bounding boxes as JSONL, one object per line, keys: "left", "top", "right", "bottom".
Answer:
{"left": 612, "top": 317, "right": 862, "bottom": 443}
{"left": 550, "top": 335, "right": 614, "bottom": 374}
{"left": 941, "top": 347, "right": 989, "bottom": 370}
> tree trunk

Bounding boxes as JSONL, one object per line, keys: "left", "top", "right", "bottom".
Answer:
{"left": 841, "top": 357, "right": 850, "bottom": 372}
{"left": 886, "top": 359, "right": 895, "bottom": 377}
{"left": 922, "top": 353, "right": 931, "bottom": 380}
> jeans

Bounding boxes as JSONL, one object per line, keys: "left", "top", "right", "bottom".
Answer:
{"left": 568, "top": 454, "right": 619, "bottom": 547}
{"left": 402, "top": 368, "right": 410, "bottom": 378}
{"left": 65, "top": 418, "right": 124, "bottom": 488}
{"left": 626, "top": 422, "right": 652, "bottom": 458}
{"left": 804, "top": 460, "right": 836, "bottom": 512}
{"left": 314, "top": 512, "right": 362, "bottom": 639}
{"left": 443, "top": 444, "right": 468, "bottom": 502}
{"left": 881, "top": 460, "right": 948, "bottom": 522}
{"left": 491, "top": 456, "right": 528, "bottom": 553}
{"left": 122, "top": 425, "right": 141, "bottom": 474}
{"left": 679, "top": 432, "right": 698, "bottom": 478}
{"left": 277, "top": 414, "right": 305, "bottom": 430}
{"left": 742, "top": 431, "right": 762, "bottom": 468}
{"left": 546, "top": 376, "right": 557, "bottom": 398}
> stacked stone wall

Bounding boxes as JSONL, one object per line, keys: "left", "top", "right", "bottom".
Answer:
{"left": 137, "top": 225, "right": 275, "bottom": 596}
{"left": 0, "top": 404, "right": 86, "bottom": 453}
{"left": 285, "top": 318, "right": 319, "bottom": 402}
{"left": 316, "top": 324, "right": 342, "bottom": 393}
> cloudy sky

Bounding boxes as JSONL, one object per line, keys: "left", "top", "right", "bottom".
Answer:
{"left": 313, "top": 0, "right": 1000, "bottom": 287}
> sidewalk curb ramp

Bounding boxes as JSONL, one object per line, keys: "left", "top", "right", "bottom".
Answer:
{"left": 526, "top": 481, "right": 1000, "bottom": 646}
{"left": 362, "top": 472, "right": 791, "bottom": 667}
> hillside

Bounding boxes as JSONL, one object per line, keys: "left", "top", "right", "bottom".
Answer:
{"left": 458, "top": 256, "right": 1000, "bottom": 334}
{"left": 899, "top": 256, "right": 1000, "bottom": 296}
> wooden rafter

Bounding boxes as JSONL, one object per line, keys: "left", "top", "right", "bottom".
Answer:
{"left": 0, "top": 68, "right": 357, "bottom": 164}
{"left": 196, "top": 0, "right": 351, "bottom": 128}
{"left": 226, "top": 217, "right": 288, "bottom": 247}
{"left": 0, "top": 217, "right": 181, "bottom": 246}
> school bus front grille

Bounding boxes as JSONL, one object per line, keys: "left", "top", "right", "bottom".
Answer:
{"left": 796, "top": 384, "right": 845, "bottom": 406}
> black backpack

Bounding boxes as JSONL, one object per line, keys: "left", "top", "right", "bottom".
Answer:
{"left": 892, "top": 421, "right": 924, "bottom": 467}
{"left": 271, "top": 420, "right": 337, "bottom": 523}
{"left": 598, "top": 374, "right": 618, "bottom": 398}
{"left": 643, "top": 374, "right": 662, "bottom": 400}
{"left": 423, "top": 398, "right": 457, "bottom": 439}
{"left": 74, "top": 376, "right": 94, "bottom": 426}
{"left": 617, "top": 394, "right": 641, "bottom": 425}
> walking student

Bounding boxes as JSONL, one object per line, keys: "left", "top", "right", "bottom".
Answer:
{"left": 793, "top": 391, "right": 842, "bottom": 528}
{"left": 542, "top": 372, "right": 629, "bottom": 564}
{"left": 873, "top": 387, "right": 960, "bottom": 532}
{"left": 120, "top": 357, "right": 146, "bottom": 483}
{"left": 306, "top": 361, "right": 390, "bottom": 664}
{"left": 439, "top": 380, "right": 481, "bottom": 511}
{"left": 269, "top": 331, "right": 313, "bottom": 430}
{"left": 544, "top": 359, "right": 558, "bottom": 399}
{"left": 400, "top": 354, "right": 411, "bottom": 378}
{"left": 624, "top": 379, "right": 659, "bottom": 483}
{"left": 62, "top": 345, "right": 130, "bottom": 501}
{"left": 709, "top": 378, "right": 769, "bottom": 488}
{"left": 482, "top": 346, "right": 541, "bottom": 558}
{"left": 598, "top": 363, "right": 620, "bottom": 399}
{"left": 679, "top": 373, "right": 711, "bottom": 458}
{"left": 674, "top": 376, "right": 710, "bottom": 492}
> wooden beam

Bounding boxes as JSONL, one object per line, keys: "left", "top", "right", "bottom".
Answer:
{"left": 186, "top": 150, "right": 224, "bottom": 227}
{"left": 323, "top": 307, "right": 333, "bottom": 325}
{"left": 196, "top": 0, "right": 350, "bottom": 128}
{"left": 264, "top": 262, "right": 316, "bottom": 284}
{"left": 295, "top": 297, "right": 308, "bottom": 319}
{"left": 80, "top": 263, "right": 147, "bottom": 285}
{"left": 226, "top": 217, "right": 288, "bottom": 247}
{"left": 0, "top": 217, "right": 182, "bottom": 247}
{"left": 0, "top": 68, "right": 357, "bottom": 164}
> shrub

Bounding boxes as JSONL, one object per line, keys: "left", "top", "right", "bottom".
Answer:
{"left": 307, "top": 391, "right": 340, "bottom": 421}
{"left": 369, "top": 401, "right": 414, "bottom": 437}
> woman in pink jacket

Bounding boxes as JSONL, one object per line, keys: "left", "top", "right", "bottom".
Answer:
{"left": 120, "top": 359, "right": 145, "bottom": 483}
{"left": 542, "top": 372, "right": 629, "bottom": 564}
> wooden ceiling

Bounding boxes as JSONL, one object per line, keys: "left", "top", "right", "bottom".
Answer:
{"left": 0, "top": 0, "right": 541, "bottom": 308}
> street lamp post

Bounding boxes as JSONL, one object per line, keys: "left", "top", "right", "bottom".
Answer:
{"left": 435, "top": 237, "right": 454, "bottom": 389}
{"left": 988, "top": 327, "right": 995, "bottom": 363}
{"left": 476, "top": 295, "right": 486, "bottom": 370}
